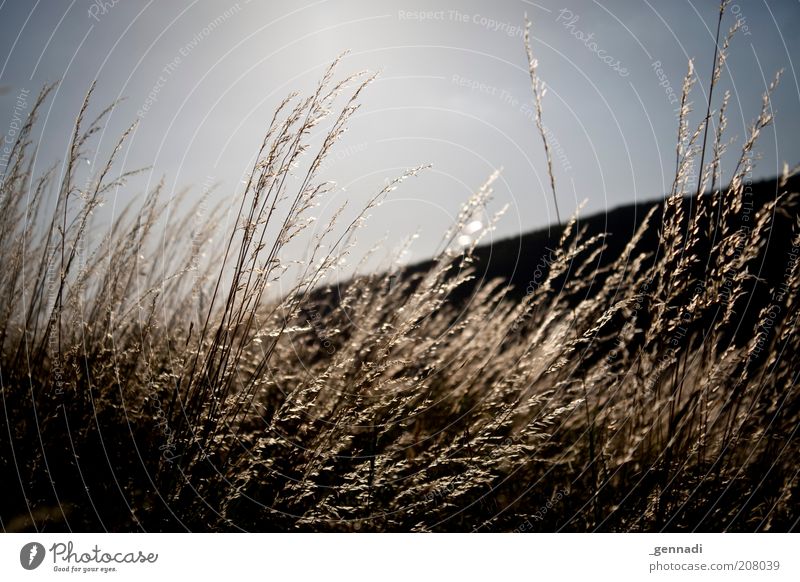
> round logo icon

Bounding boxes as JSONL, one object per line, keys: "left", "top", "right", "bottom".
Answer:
{"left": 20, "top": 542, "right": 46, "bottom": 570}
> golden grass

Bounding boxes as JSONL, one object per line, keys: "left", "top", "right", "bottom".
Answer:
{"left": 1, "top": 3, "right": 798, "bottom": 532}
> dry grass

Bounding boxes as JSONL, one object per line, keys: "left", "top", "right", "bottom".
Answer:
{"left": 1, "top": 5, "right": 798, "bottom": 532}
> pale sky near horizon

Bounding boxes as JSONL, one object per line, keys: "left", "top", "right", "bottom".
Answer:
{"left": 1, "top": 0, "right": 799, "bottom": 277}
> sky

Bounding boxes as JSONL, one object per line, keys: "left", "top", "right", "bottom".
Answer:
{"left": 1, "top": 0, "right": 799, "bottom": 275}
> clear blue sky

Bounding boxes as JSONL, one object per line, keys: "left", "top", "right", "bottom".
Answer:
{"left": 2, "top": 0, "right": 799, "bottom": 272}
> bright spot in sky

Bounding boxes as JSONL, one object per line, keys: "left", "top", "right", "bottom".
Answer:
{"left": 395, "top": 249, "right": 412, "bottom": 266}
{"left": 464, "top": 220, "right": 483, "bottom": 234}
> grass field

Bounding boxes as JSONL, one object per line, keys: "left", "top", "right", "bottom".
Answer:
{"left": 1, "top": 6, "right": 798, "bottom": 532}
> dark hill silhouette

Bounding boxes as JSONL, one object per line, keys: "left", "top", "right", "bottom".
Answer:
{"left": 311, "top": 173, "right": 800, "bottom": 353}
{"left": 414, "top": 174, "right": 799, "bottom": 305}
